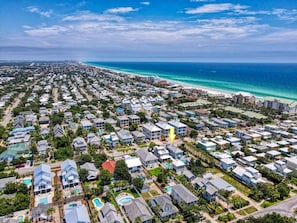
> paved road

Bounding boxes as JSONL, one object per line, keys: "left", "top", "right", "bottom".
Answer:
{"left": 247, "top": 195, "right": 297, "bottom": 218}
{"left": 15, "top": 161, "right": 63, "bottom": 175}
{"left": 53, "top": 88, "right": 58, "bottom": 103}
{"left": 1, "top": 92, "right": 25, "bottom": 127}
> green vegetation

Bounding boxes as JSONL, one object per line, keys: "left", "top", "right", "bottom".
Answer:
{"left": 222, "top": 175, "right": 251, "bottom": 196}
{"left": 132, "top": 178, "right": 144, "bottom": 191}
{"left": 218, "top": 213, "right": 235, "bottom": 222}
{"left": 0, "top": 182, "right": 30, "bottom": 216}
{"left": 228, "top": 195, "right": 249, "bottom": 210}
{"left": 148, "top": 167, "right": 161, "bottom": 176}
{"left": 236, "top": 212, "right": 296, "bottom": 223}
{"left": 99, "top": 169, "right": 112, "bottom": 186}
{"left": 114, "top": 160, "right": 131, "bottom": 182}
{"left": 237, "top": 206, "right": 257, "bottom": 216}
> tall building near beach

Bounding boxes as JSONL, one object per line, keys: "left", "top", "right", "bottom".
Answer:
{"left": 233, "top": 92, "right": 255, "bottom": 105}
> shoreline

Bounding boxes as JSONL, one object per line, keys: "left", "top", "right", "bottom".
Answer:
{"left": 83, "top": 62, "right": 238, "bottom": 98}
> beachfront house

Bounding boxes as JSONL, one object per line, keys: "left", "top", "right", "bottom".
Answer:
{"left": 155, "top": 121, "right": 172, "bottom": 137}
{"left": 198, "top": 138, "right": 217, "bottom": 151}
{"left": 34, "top": 164, "right": 52, "bottom": 194}
{"left": 61, "top": 159, "right": 79, "bottom": 188}
{"left": 166, "top": 144, "right": 183, "bottom": 159}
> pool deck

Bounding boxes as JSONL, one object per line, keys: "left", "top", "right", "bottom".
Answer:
{"left": 116, "top": 193, "right": 134, "bottom": 206}
{"left": 34, "top": 191, "right": 54, "bottom": 207}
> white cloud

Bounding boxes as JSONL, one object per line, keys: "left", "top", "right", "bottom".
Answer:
{"left": 272, "top": 8, "right": 297, "bottom": 22}
{"left": 27, "top": 6, "right": 53, "bottom": 18}
{"left": 140, "top": 2, "right": 150, "bottom": 5}
{"left": 185, "top": 3, "right": 248, "bottom": 14}
{"left": 62, "top": 11, "right": 124, "bottom": 22}
{"left": 24, "top": 25, "right": 69, "bottom": 37}
{"left": 105, "top": 7, "right": 138, "bottom": 14}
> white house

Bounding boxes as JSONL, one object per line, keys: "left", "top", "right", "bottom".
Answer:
{"left": 34, "top": 164, "right": 52, "bottom": 194}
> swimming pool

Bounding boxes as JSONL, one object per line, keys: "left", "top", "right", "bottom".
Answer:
{"left": 92, "top": 198, "right": 103, "bottom": 209}
{"left": 165, "top": 186, "right": 172, "bottom": 194}
{"left": 75, "top": 188, "right": 80, "bottom": 193}
{"left": 165, "top": 163, "right": 172, "bottom": 169}
{"left": 39, "top": 197, "right": 48, "bottom": 204}
{"left": 118, "top": 197, "right": 133, "bottom": 205}
{"left": 23, "top": 179, "right": 31, "bottom": 186}
{"left": 17, "top": 216, "right": 24, "bottom": 223}
{"left": 68, "top": 203, "right": 77, "bottom": 209}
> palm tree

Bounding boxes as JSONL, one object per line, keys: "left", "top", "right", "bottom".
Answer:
{"left": 46, "top": 207, "right": 55, "bottom": 222}
{"left": 135, "top": 216, "right": 142, "bottom": 223}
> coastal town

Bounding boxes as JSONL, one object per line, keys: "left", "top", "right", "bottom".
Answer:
{"left": 1, "top": 61, "right": 297, "bottom": 223}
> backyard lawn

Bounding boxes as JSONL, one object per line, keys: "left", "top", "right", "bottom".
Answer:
{"left": 222, "top": 175, "right": 251, "bottom": 196}
{"left": 148, "top": 167, "right": 162, "bottom": 176}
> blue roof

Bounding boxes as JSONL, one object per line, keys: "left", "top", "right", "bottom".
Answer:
{"left": 10, "top": 126, "right": 35, "bottom": 135}
{"left": 61, "top": 159, "right": 77, "bottom": 171}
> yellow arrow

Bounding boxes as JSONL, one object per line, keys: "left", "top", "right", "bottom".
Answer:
{"left": 168, "top": 127, "right": 176, "bottom": 143}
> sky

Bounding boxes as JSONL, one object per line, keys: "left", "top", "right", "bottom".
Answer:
{"left": 0, "top": 0, "right": 297, "bottom": 62}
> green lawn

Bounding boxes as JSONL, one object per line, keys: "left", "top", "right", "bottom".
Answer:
{"left": 238, "top": 206, "right": 257, "bottom": 216}
{"left": 222, "top": 175, "right": 251, "bottom": 196}
{"left": 141, "top": 192, "right": 152, "bottom": 200}
{"left": 148, "top": 167, "right": 162, "bottom": 176}
{"left": 292, "top": 189, "right": 297, "bottom": 194}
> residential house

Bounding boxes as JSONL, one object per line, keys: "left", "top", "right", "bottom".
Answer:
{"left": 142, "top": 124, "right": 161, "bottom": 140}
{"left": 154, "top": 146, "right": 171, "bottom": 162}
{"left": 117, "top": 116, "right": 129, "bottom": 128}
{"left": 193, "top": 177, "right": 218, "bottom": 202}
{"left": 198, "top": 138, "right": 216, "bottom": 151}
{"left": 93, "top": 118, "right": 105, "bottom": 131}
{"left": 61, "top": 159, "right": 79, "bottom": 188}
{"left": 40, "top": 127, "right": 50, "bottom": 137}
{"left": 0, "top": 143, "right": 29, "bottom": 162}
{"left": 34, "top": 164, "right": 52, "bottom": 194}
{"left": 220, "top": 158, "right": 236, "bottom": 171}
{"left": 81, "top": 119, "right": 92, "bottom": 130}
{"left": 124, "top": 156, "right": 142, "bottom": 173}
{"left": 103, "top": 132, "right": 119, "bottom": 148}
{"left": 37, "top": 140, "right": 51, "bottom": 155}
{"left": 31, "top": 204, "right": 53, "bottom": 222}
{"left": 233, "top": 166, "right": 265, "bottom": 187}
{"left": 263, "top": 160, "right": 292, "bottom": 177}
{"left": 132, "top": 131, "right": 146, "bottom": 143}
{"left": 73, "top": 137, "right": 87, "bottom": 152}
{"left": 137, "top": 149, "right": 158, "bottom": 168}
{"left": 39, "top": 116, "right": 50, "bottom": 125}
{"left": 170, "top": 184, "right": 198, "bottom": 206}
{"left": 285, "top": 157, "right": 297, "bottom": 176}
{"left": 64, "top": 112, "right": 73, "bottom": 123}
{"left": 183, "top": 169, "right": 195, "bottom": 182}
{"left": 155, "top": 122, "right": 172, "bottom": 137}
{"left": 168, "top": 120, "right": 187, "bottom": 137}
{"left": 123, "top": 197, "right": 153, "bottom": 223}
{"left": 53, "top": 124, "right": 64, "bottom": 138}
{"left": 86, "top": 133, "right": 100, "bottom": 147}
{"left": 172, "top": 159, "right": 185, "bottom": 174}
{"left": 102, "top": 160, "right": 115, "bottom": 174}
{"left": 65, "top": 204, "right": 91, "bottom": 223}
{"left": 128, "top": 115, "right": 140, "bottom": 125}
{"left": 99, "top": 202, "right": 124, "bottom": 223}
{"left": 117, "top": 129, "right": 134, "bottom": 145}
{"left": 80, "top": 162, "right": 98, "bottom": 181}
{"left": 149, "top": 194, "right": 178, "bottom": 220}
{"left": 166, "top": 144, "right": 183, "bottom": 159}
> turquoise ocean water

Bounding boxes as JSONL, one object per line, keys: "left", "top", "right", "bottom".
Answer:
{"left": 85, "top": 62, "right": 297, "bottom": 100}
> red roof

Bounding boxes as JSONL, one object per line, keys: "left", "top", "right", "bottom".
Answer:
{"left": 102, "top": 160, "right": 115, "bottom": 174}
